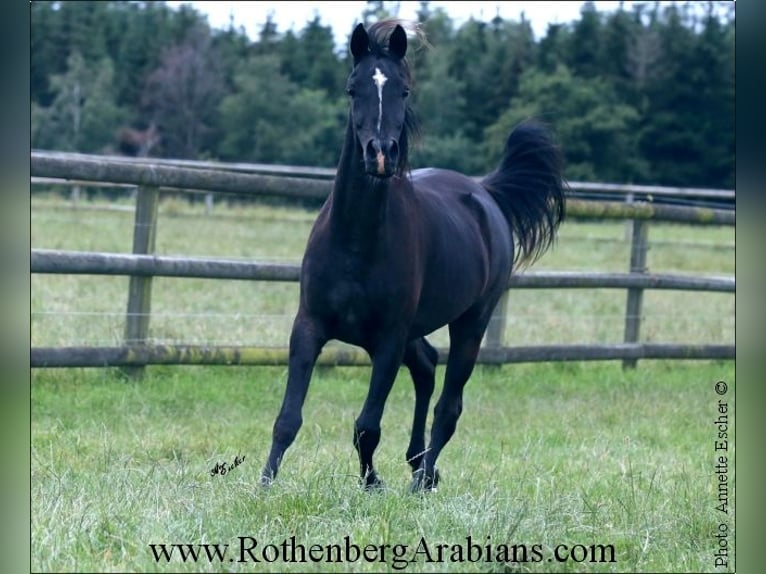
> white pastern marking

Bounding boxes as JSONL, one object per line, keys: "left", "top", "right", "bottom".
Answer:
{"left": 372, "top": 67, "right": 388, "bottom": 133}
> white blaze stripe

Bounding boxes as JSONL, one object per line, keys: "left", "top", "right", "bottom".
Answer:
{"left": 372, "top": 67, "right": 388, "bottom": 134}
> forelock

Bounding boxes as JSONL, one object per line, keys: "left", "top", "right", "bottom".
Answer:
{"left": 364, "top": 19, "right": 426, "bottom": 81}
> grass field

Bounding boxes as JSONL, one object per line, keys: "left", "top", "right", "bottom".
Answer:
{"left": 31, "top": 192, "right": 736, "bottom": 572}
{"left": 32, "top": 361, "right": 735, "bottom": 572}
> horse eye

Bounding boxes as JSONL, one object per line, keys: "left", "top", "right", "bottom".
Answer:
{"left": 346, "top": 87, "right": 356, "bottom": 98}
{"left": 402, "top": 89, "right": 411, "bottom": 98}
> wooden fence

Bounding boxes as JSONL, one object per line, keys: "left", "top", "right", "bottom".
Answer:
{"left": 31, "top": 149, "right": 737, "bottom": 205}
{"left": 30, "top": 151, "right": 735, "bottom": 373}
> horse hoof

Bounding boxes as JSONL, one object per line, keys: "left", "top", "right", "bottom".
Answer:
{"left": 362, "top": 472, "right": 385, "bottom": 491}
{"left": 259, "top": 470, "right": 274, "bottom": 487}
{"left": 410, "top": 467, "right": 440, "bottom": 493}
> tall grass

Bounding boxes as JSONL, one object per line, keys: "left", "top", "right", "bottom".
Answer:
{"left": 32, "top": 361, "right": 735, "bottom": 572}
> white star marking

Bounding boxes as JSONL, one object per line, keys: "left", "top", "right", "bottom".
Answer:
{"left": 372, "top": 67, "right": 388, "bottom": 134}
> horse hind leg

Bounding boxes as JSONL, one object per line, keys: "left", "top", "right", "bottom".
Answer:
{"left": 402, "top": 337, "right": 438, "bottom": 473}
{"left": 411, "top": 313, "right": 488, "bottom": 493}
{"left": 353, "top": 337, "right": 408, "bottom": 490}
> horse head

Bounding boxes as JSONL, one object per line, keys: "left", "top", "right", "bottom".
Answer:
{"left": 346, "top": 21, "right": 415, "bottom": 178}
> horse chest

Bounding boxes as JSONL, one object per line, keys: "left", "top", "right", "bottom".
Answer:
{"left": 303, "top": 254, "right": 395, "bottom": 341}
{"left": 303, "top": 258, "right": 378, "bottom": 333}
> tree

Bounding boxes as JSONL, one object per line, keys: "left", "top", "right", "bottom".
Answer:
{"left": 280, "top": 17, "right": 346, "bottom": 96}
{"left": 448, "top": 18, "right": 490, "bottom": 141}
{"left": 625, "top": 5, "right": 661, "bottom": 99}
{"left": 411, "top": 5, "right": 452, "bottom": 76}
{"left": 32, "top": 51, "right": 126, "bottom": 153}
{"left": 638, "top": 3, "right": 703, "bottom": 186}
{"left": 486, "top": 18, "right": 536, "bottom": 124}
{"left": 113, "top": 2, "right": 175, "bottom": 110}
{"left": 211, "top": 17, "right": 251, "bottom": 95}
{"left": 142, "top": 24, "right": 224, "bottom": 158}
{"left": 218, "top": 55, "right": 345, "bottom": 165}
{"left": 254, "top": 13, "right": 280, "bottom": 54}
{"left": 484, "top": 65, "right": 646, "bottom": 182}
{"left": 282, "top": 89, "right": 346, "bottom": 166}
{"left": 689, "top": 8, "right": 734, "bottom": 188}
{"left": 31, "top": 1, "right": 65, "bottom": 107}
{"left": 218, "top": 55, "right": 292, "bottom": 162}
{"left": 567, "top": 1, "right": 602, "bottom": 78}
{"left": 410, "top": 48, "right": 482, "bottom": 173}
{"left": 413, "top": 48, "right": 464, "bottom": 138}
{"left": 601, "top": 3, "right": 637, "bottom": 102}
{"left": 537, "top": 23, "right": 569, "bottom": 73}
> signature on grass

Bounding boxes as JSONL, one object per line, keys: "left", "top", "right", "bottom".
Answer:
{"left": 210, "top": 454, "right": 245, "bottom": 476}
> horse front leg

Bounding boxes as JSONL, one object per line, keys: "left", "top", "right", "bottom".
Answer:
{"left": 353, "top": 336, "right": 408, "bottom": 490}
{"left": 260, "top": 313, "right": 326, "bottom": 486}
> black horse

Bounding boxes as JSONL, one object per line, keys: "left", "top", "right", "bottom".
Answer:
{"left": 261, "top": 20, "right": 566, "bottom": 492}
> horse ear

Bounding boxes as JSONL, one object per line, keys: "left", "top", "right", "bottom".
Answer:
{"left": 389, "top": 24, "right": 407, "bottom": 59}
{"left": 350, "top": 23, "right": 369, "bottom": 60}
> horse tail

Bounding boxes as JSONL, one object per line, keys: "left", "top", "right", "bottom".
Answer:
{"left": 481, "top": 120, "right": 567, "bottom": 268}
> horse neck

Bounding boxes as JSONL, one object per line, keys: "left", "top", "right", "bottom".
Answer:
{"left": 329, "top": 119, "right": 392, "bottom": 250}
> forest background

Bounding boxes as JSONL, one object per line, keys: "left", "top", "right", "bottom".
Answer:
{"left": 30, "top": 1, "right": 735, "bottom": 188}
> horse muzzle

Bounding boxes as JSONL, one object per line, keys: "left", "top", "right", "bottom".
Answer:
{"left": 363, "top": 138, "right": 399, "bottom": 178}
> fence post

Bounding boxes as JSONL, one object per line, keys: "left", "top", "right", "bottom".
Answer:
{"left": 624, "top": 191, "right": 634, "bottom": 241}
{"left": 122, "top": 185, "right": 160, "bottom": 379}
{"left": 623, "top": 218, "right": 649, "bottom": 369}
{"left": 484, "top": 289, "right": 510, "bottom": 355}
{"left": 71, "top": 184, "right": 81, "bottom": 208}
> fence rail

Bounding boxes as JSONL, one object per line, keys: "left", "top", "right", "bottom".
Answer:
{"left": 31, "top": 249, "right": 735, "bottom": 292}
{"left": 30, "top": 343, "right": 735, "bottom": 369}
{"left": 31, "top": 152, "right": 735, "bottom": 224}
{"left": 30, "top": 151, "right": 735, "bottom": 371}
{"left": 32, "top": 150, "right": 736, "bottom": 201}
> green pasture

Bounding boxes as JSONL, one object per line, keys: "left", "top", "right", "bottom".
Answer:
{"left": 31, "top": 193, "right": 735, "bottom": 572}
{"left": 32, "top": 362, "right": 735, "bottom": 572}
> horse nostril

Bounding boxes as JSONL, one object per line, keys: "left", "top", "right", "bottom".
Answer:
{"left": 388, "top": 139, "right": 399, "bottom": 160}
{"left": 365, "top": 140, "right": 378, "bottom": 159}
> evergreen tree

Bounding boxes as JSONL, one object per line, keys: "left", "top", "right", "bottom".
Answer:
{"left": 692, "top": 8, "right": 735, "bottom": 187}
{"left": 411, "top": 48, "right": 485, "bottom": 174}
{"left": 211, "top": 16, "right": 251, "bottom": 95}
{"left": 601, "top": 3, "right": 636, "bottom": 102}
{"left": 280, "top": 16, "right": 345, "bottom": 96}
{"left": 31, "top": 1, "right": 64, "bottom": 107}
{"left": 487, "top": 17, "right": 536, "bottom": 124}
{"left": 255, "top": 13, "right": 280, "bottom": 52}
{"left": 567, "top": 1, "right": 602, "bottom": 78}
{"left": 484, "top": 65, "right": 645, "bottom": 182}
{"left": 638, "top": 3, "right": 703, "bottom": 186}
{"left": 449, "top": 18, "right": 490, "bottom": 141}
{"left": 113, "top": 3, "right": 175, "bottom": 111}
{"left": 625, "top": 4, "right": 662, "bottom": 103}
{"left": 56, "top": 1, "right": 111, "bottom": 65}
{"left": 537, "top": 23, "right": 569, "bottom": 73}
